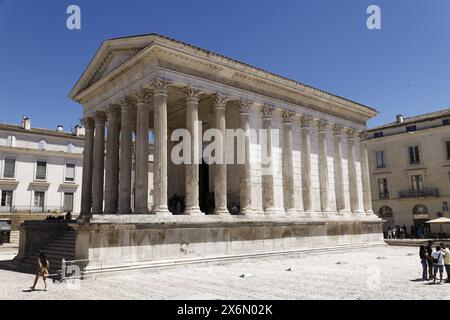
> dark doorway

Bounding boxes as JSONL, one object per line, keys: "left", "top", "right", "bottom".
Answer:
{"left": 199, "top": 160, "right": 211, "bottom": 214}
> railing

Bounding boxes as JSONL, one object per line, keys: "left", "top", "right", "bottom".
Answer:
{"left": 61, "top": 258, "right": 103, "bottom": 281}
{"left": 378, "top": 192, "right": 390, "bottom": 199}
{"left": 1, "top": 206, "right": 70, "bottom": 214}
{"left": 398, "top": 188, "right": 439, "bottom": 198}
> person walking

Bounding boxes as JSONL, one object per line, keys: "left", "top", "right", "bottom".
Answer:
{"left": 426, "top": 241, "right": 434, "bottom": 280}
{"left": 419, "top": 245, "right": 429, "bottom": 281}
{"left": 431, "top": 245, "right": 444, "bottom": 284}
{"left": 387, "top": 227, "right": 393, "bottom": 239}
{"left": 30, "top": 252, "right": 49, "bottom": 291}
{"left": 440, "top": 243, "right": 450, "bottom": 283}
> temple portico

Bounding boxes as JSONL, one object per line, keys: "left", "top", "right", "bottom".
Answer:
{"left": 15, "top": 34, "right": 384, "bottom": 270}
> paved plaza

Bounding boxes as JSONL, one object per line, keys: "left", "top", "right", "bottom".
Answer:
{"left": 0, "top": 244, "right": 449, "bottom": 300}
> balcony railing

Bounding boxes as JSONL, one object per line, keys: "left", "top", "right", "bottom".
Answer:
{"left": 398, "top": 188, "right": 439, "bottom": 199}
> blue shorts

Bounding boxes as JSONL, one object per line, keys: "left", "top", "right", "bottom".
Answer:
{"left": 434, "top": 265, "right": 444, "bottom": 273}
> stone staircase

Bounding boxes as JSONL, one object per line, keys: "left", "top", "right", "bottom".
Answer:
{"left": 20, "top": 230, "right": 77, "bottom": 275}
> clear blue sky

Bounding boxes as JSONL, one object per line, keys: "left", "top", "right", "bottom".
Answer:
{"left": 0, "top": 0, "right": 449, "bottom": 130}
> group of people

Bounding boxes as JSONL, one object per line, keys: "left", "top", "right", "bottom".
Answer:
{"left": 419, "top": 241, "right": 450, "bottom": 284}
{"left": 387, "top": 224, "right": 429, "bottom": 239}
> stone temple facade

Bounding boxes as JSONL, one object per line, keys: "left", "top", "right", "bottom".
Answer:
{"left": 16, "top": 34, "right": 383, "bottom": 269}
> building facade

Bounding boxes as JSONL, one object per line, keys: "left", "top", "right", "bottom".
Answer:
{"left": 0, "top": 118, "right": 84, "bottom": 214}
{"left": 367, "top": 110, "right": 450, "bottom": 234}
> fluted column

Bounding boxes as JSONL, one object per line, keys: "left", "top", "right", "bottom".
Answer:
{"left": 261, "top": 105, "right": 277, "bottom": 214}
{"left": 300, "top": 115, "right": 313, "bottom": 214}
{"left": 183, "top": 86, "right": 203, "bottom": 215}
{"left": 359, "top": 132, "right": 374, "bottom": 215}
{"left": 238, "top": 99, "right": 254, "bottom": 215}
{"left": 152, "top": 79, "right": 171, "bottom": 215}
{"left": 103, "top": 105, "right": 121, "bottom": 214}
{"left": 92, "top": 111, "right": 106, "bottom": 214}
{"left": 318, "top": 119, "right": 331, "bottom": 214}
{"left": 212, "top": 93, "right": 229, "bottom": 215}
{"left": 347, "top": 128, "right": 363, "bottom": 214}
{"left": 282, "top": 110, "right": 296, "bottom": 214}
{"left": 79, "top": 117, "right": 95, "bottom": 221}
{"left": 135, "top": 88, "right": 151, "bottom": 214}
{"left": 333, "top": 124, "right": 349, "bottom": 214}
{"left": 118, "top": 96, "right": 134, "bottom": 214}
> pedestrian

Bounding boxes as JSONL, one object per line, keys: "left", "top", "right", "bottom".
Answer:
{"left": 426, "top": 241, "right": 434, "bottom": 280}
{"left": 431, "top": 245, "right": 444, "bottom": 284}
{"left": 30, "top": 252, "right": 49, "bottom": 291}
{"left": 440, "top": 243, "right": 450, "bottom": 283}
{"left": 419, "top": 245, "right": 429, "bottom": 281}
{"left": 410, "top": 225, "right": 415, "bottom": 238}
{"left": 387, "top": 227, "right": 393, "bottom": 239}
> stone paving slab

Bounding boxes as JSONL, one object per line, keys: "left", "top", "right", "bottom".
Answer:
{"left": 0, "top": 245, "right": 449, "bottom": 300}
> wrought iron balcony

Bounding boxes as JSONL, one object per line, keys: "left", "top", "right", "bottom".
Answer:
{"left": 398, "top": 188, "right": 439, "bottom": 199}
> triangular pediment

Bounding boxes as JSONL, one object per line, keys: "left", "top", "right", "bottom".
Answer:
{"left": 69, "top": 34, "right": 158, "bottom": 98}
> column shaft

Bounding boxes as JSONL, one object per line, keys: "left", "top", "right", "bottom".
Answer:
{"left": 212, "top": 94, "right": 229, "bottom": 215}
{"left": 239, "top": 100, "right": 253, "bottom": 214}
{"left": 282, "top": 111, "right": 295, "bottom": 213}
{"left": 261, "top": 105, "right": 276, "bottom": 214}
{"left": 359, "top": 133, "right": 373, "bottom": 214}
{"left": 347, "top": 130, "right": 362, "bottom": 214}
{"left": 104, "top": 105, "right": 120, "bottom": 214}
{"left": 318, "top": 120, "right": 330, "bottom": 213}
{"left": 152, "top": 80, "right": 170, "bottom": 215}
{"left": 80, "top": 117, "right": 95, "bottom": 220}
{"left": 184, "top": 87, "right": 202, "bottom": 215}
{"left": 333, "top": 125, "right": 348, "bottom": 214}
{"left": 301, "top": 116, "right": 313, "bottom": 213}
{"left": 118, "top": 98, "right": 134, "bottom": 214}
{"left": 91, "top": 112, "right": 106, "bottom": 214}
{"left": 135, "top": 89, "right": 151, "bottom": 214}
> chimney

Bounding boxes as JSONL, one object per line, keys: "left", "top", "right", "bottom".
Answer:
{"left": 22, "top": 116, "right": 31, "bottom": 130}
{"left": 396, "top": 114, "right": 404, "bottom": 123}
{"left": 56, "top": 125, "right": 64, "bottom": 132}
{"left": 73, "top": 125, "right": 85, "bottom": 137}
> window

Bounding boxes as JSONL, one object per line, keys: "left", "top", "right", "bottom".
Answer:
{"left": 65, "top": 163, "right": 75, "bottom": 182}
{"left": 378, "top": 206, "right": 393, "bottom": 219}
{"left": 378, "top": 178, "right": 389, "bottom": 199}
{"left": 406, "top": 125, "right": 417, "bottom": 132}
{"left": 67, "top": 143, "right": 75, "bottom": 153}
{"left": 374, "top": 132, "right": 384, "bottom": 138}
{"left": 443, "top": 119, "right": 450, "bottom": 126}
{"left": 3, "top": 158, "right": 15, "bottom": 178}
{"left": 376, "top": 151, "right": 386, "bottom": 168}
{"left": 411, "top": 175, "right": 424, "bottom": 192}
{"left": 37, "top": 140, "right": 47, "bottom": 151}
{"left": 443, "top": 202, "right": 449, "bottom": 212}
{"left": 63, "top": 193, "right": 74, "bottom": 212}
{"left": 0, "top": 190, "right": 13, "bottom": 212}
{"left": 408, "top": 145, "right": 420, "bottom": 164}
{"left": 35, "top": 161, "right": 47, "bottom": 180}
{"left": 446, "top": 141, "right": 450, "bottom": 160}
{"left": 33, "top": 191, "right": 45, "bottom": 211}
{"left": 6, "top": 136, "right": 16, "bottom": 147}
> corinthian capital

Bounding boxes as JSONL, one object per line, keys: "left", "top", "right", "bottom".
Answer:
{"left": 211, "top": 93, "right": 228, "bottom": 108}
{"left": 135, "top": 87, "right": 152, "bottom": 104}
{"left": 282, "top": 110, "right": 295, "bottom": 123}
{"left": 346, "top": 127, "right": 356, "bottom": 138}
{"left": 300, "top": 115, "right": 313, "bottom": 127}
{"left": 237, "top": 99, "right": 252, "bottom": 114}
{"left": 120, "top": 95, "right": 137, "bottom": 110}
{"left": 359, "top": 131, "right": 369, "bottom": 142}
{"left": 184, "top": 86, "right": 200, "bottom": 102}
{"left": 105, "top": 104, "right": 121, "bottom": 118}
{"left": 150, "top": 78, "right": 170, "bottom": 95}
{"left": 317, "top": 119, "right": 329, "bottom": 132}
{"left": 333, "top": 124, "right": 344, "bottom": 135}
{"left": 93, "top": 111, "right": 107, "bottom": 123}
{"left": 261, "top": 105, "right": 274, "bottom": 119}
{"left": 82, "top": 117, "right": 95, "bottom": 129}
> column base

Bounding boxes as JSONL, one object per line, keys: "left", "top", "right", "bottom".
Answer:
{"left": 285, "top": 208, "right": 299, "bottom": 215}
{"left": 117, "top": 206, "right": 132, "bottom": 215}
{"left": 213, "top": 207, "right": 230, "bottom": 215}
{"left": 365, "top": 209, "right": 375, "bottom": 216}
{"left": 77, "top": 215, "right": 92, "bottom": 224}
{"left": 182, "top": 206, "right": 204, "bottom": 216}
{"left": 153, "top": 205, "right": 171, "bottom": 216}
{"left": 264, "top": 208, "right": 286, "bottom": 215}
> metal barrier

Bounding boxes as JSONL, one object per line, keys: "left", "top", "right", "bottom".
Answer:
{"left": 61, "top": 258, "right": 102, "bottom": 281}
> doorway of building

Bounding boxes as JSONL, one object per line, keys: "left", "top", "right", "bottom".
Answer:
{"left": 199, "top": 160, "right": 211, "bottom": 214}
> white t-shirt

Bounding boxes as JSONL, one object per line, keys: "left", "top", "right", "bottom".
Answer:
{"left": 431, "top": 251, "right": 444, "bottom": 266}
